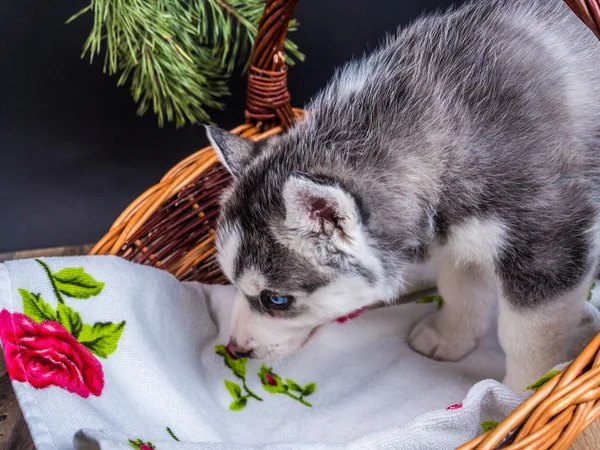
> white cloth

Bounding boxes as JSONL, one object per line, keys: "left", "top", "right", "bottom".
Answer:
{"left": 0, "top": 256, "right": 598, "bottom": 450}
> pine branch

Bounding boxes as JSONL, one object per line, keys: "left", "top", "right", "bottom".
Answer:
{"left": 67, "top": 0, "right": 303, "bottom": 127}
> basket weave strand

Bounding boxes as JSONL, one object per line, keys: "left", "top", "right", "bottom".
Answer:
{"left": 245, "top": 0, "right": 299, "bottom": 128}
{"left": 90, "top": 0, "right": 600, "bottom": 448}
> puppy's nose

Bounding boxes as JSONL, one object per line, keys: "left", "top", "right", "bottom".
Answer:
{"left": 227, "top": 341, "right": 254, "bottom": 359}
{"left": 233, "top": 348, "right": 253, "bottom": 358}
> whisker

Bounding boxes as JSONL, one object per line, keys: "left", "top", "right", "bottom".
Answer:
{"left": 347, "top": 317, "right": 377, "bottom": 342}
{"left": 283, "top": 354, "right": 297, "bottom": 371}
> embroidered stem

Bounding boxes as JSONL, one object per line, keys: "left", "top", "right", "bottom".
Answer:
{"left": 35, "top": 259, "right": 65, "bottom": 304}
{"left": 284, "top": 391, "right": 312, "bottom": 407}
{"left": 166, "top": 427, "right": 180, "bottom": 441}
{"left": 242, "top": 379, "right": 263, "bottom": 401}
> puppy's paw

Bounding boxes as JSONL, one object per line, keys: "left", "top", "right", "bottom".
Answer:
{"left": 408, "top": 313, "right": 478, "bottom": 361}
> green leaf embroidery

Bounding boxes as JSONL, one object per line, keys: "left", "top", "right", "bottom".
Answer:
{"left": 527, "top": 369, "right": 561, "bottom": 391}
{"left": 78, "top": 321, "right": 126, "bottom": 358}
{"left": 302, "top": 382, "right": 317, "bottom": 397}
{"left": 215, "top": 344, "right": 248, "bottom": 378}
{"left": 481, "top": 421, "right": 499, "bottom": 433}
{"left": 416, "top": 295, "right": 444, "bottom": 310}
{"left": 56, "top": 302, "right": 83, "bottom": 339}
{"left": 224, "top": 380, "right": 242, "bottom": 399}
{"left": 19, "top": 289, "right": 57, "bottom": 323}
{"left": 215, "top": 344, "right": 228, "bottom": 357}
{"left": 230, "top": 397, "right": 247, "bottom": 411}
{"left": 225, "top": 355, "right": 247, "bottom": 379}
{"left": 214, "top": 345, "right": 263, "bottom": 403}
{"left": 587, "top": 281, "right": 596, "bottom": 301}
{"left": 52, "top": 267, "right": 105, "bottom": 299}
{"left": 286, "top": 379, "right": 302, "bottom": 393}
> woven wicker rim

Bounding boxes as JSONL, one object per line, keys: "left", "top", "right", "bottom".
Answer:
{"left": 90, "top": 1, "right": 600, "bottom": 448}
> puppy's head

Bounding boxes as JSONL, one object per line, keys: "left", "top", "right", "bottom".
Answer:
{"left": 206, "top": 126, "right": 389, "bottom": 360}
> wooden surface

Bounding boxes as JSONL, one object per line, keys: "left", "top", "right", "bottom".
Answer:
{"left": 0, "top": 244, "right": 93, "bottom": 263}
{"left": 572, "top": 420, "right": 600, "bottom": 449}
{"left": 0, "top": 353, "right": 34, "bottom": 450}
{"left": 1, "top": 244, "right": 599, "bottom": 449}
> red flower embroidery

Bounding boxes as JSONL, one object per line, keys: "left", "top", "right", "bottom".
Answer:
{"left": 334, "top": 307, "right": 367, "bottom": 323}
{"left": 265, "top": 372, "right": 277, "bottom": 386}
{"left": 446, "top": 403, "right": 463, "bottom": 411}
{"left": 0, "top": 310, "right": 104, "bottom": 398}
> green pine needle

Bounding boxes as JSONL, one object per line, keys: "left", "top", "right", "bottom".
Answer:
{"left": 67, "top": 0, "right": 304, "bottom": 127}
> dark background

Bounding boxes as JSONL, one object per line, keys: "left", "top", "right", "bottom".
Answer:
{"left": 0, "top": 0, "right": 460, "bottom": 252}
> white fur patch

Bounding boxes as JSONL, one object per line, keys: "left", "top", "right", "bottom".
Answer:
{"left": 229, "top": 291, "right": 253, "bottom": 343}
{"left": 442, "top": 217, "right": 508, "bottom": 269}
{"left": 337, "top": 60, "right": 371, "bottom": 98}
{"left": 216, "top": 223, "right": 241, "bottom": 282}
{"left": 310, "top": 274, "right": 386, "bottom": 320}
{"left": 237, "top": 268, "right": 266, "bottom": 297}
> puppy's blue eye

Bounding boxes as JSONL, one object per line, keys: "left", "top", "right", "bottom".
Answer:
{"left": 260, "top": 292, "right": 294, "bottom": 311}
{"left": 270, "top": 295, "right": 288, "bottom": 306}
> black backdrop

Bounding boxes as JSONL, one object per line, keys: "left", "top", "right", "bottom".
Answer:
{"left": 0, "top": 0, "right": 461, "bottom": 252}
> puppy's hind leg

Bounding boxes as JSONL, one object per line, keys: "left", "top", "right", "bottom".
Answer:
{"left": 499, "top": 280, "right": 589, "bottom": 393}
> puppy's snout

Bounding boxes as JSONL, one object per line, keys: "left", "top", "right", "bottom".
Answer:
{"left": 227, "top": 340, "right": 254, "bottom": 359}
{"left": 233, "top": 348, "right": 253, "bottom": 358}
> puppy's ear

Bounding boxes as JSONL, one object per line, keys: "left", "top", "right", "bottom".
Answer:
{"left": 282, "top": 173, "right": 361, "bottom": 241}
{"left": 205, "top": 126, "right": 257, "bottom": 176}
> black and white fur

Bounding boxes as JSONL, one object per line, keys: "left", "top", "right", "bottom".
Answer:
{"left": 206, "top": 0, "right": 600, "bottom": 392}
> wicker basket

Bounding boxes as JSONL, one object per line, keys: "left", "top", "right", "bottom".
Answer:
{"left": 90, "top": 1, "right": 600, "bottom": 448}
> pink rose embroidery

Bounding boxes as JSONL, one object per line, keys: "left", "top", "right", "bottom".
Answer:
{"left": 334, "top": 307, "right": 367, "bottom": 323}
{"left": 446, "top": 403, "right": 463, "bottom": 411}
{"left": 0, "top": 310, "right": 104, "bottom": 398}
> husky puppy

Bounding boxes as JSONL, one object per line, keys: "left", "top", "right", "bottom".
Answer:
{"left": 206, "top": 0, "right": 600, "bottom": 392}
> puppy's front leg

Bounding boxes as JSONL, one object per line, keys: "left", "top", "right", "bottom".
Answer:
{"left": 409, "top": 257, "right": 496, "bottom": 361}
{"left": 499, "top": 280, "right": 588, "bottom": 393}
